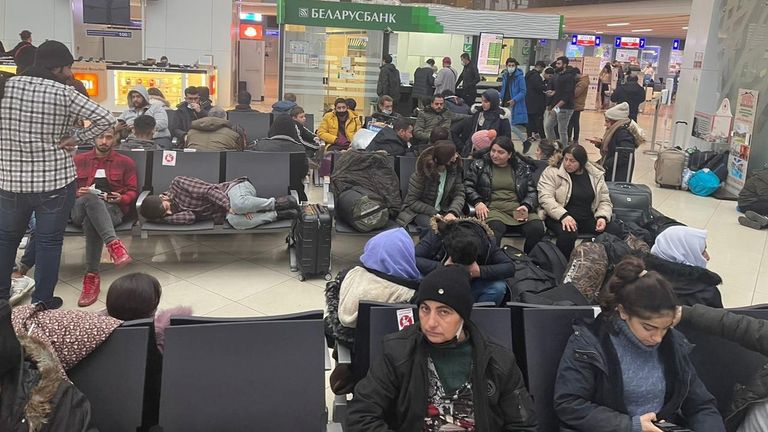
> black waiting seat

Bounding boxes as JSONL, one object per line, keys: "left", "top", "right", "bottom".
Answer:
{"left": 227, "top": 111, "right": 272, "bottom": 141}
{"left": 68, "top": 318, "right": 153, "bottom": 432}
{"left": 158, "top": 313, "right": 326, "bottom": 431}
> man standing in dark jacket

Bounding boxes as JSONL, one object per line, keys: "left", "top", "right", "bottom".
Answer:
{"left": 611, "top": 74, "right": 646, "bottom": 121}
{"left": 367, "top": 117, "right": 413, "bottom": 157}
{"left": 544, "top": 57, "right": 577, "bottom": 144}
{"left": 415, "top": 217, "right": 516, "bottom": 305}
{"left": 346, "top": 266, "right": 537, "bottom": 432}
{"left": 4, "top": 30, "right": 36, "bottom": 74}
{"left": 377, "top": 54, "right": 401, "bottom": 103}
{"left": 525, "top": 61, "right": 548, "bottom": 139}
{"left": 456, "top": 53, "right": 481, "bottom": 106}
{"left": 412, "top": 59, "right": 436, "bottom": 109}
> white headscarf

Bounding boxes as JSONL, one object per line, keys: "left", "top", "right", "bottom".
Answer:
{"left": 650, "top": 226, "right": 709, "bottom": 268}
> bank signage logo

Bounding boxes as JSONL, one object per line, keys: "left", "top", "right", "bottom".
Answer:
{"left": 298, "top": 8, "right": 309, "bottom": 17}
{"left": 307, "top": 8, "right": 397, "bottom": 24}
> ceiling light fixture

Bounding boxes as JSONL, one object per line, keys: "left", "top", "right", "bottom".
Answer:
{"left": 595, "top": 31, "right": 604, "bottom": 34}
{"left": 632, "top": 29, "right": 653, "bottom": 32}
{"left": 606, "top": 22, "right": 630, "bottom": 27}
{"left": 682, "top": 26, "right": 688, "bottom": 30}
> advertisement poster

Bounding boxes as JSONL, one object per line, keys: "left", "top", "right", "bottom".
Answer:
{"left": 565, "top": 44, "right": 585, "bottom": 58}
{"left": 581, "top": 56, "right": 602, "bottom": 111}
{"left": 615, "top": 48, "right": 638, "bottom": 63}
{"left": 477, "top": 32, "right": 504, "bottom": 75}
{"left": 725, "top": 89, "right": 760, "bottom": 193}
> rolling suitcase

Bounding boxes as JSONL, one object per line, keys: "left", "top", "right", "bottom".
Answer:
{"left": 608, "top": 182, "right": 653, "bottom": 226}
{"left": 655, "top": 148, "right": 686, "bottom": 188}
{"left": 608, "top": 146, "right": 636, "bottom": 183}
{"left": 290, "top": 204, "right": 333, "bottom": 281}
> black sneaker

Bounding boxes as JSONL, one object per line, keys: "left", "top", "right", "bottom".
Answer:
{"left": 275, "top": 195, "right": 299, "bottom": 212}
{"left": 738, "top": 216, "right": 764, "bottom": 231}
{"left": 276, "top": 209, "right": 299, "bottom": 221}
{"left": 32, "top": 296, "right": 64, "bottom": 310}
{"left": 522, "top": 140, "right": 532, "bottom": 154}
{"left": 745, "top": 211, "right": 768, "bottom": 228}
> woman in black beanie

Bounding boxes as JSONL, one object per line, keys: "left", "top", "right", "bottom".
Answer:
{"left": 346, "top": 265, "right": 537, "bottom": 432}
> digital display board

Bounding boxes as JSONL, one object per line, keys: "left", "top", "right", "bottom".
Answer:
{"left": 477, "top": 32, "right": 504, "bottom": 75}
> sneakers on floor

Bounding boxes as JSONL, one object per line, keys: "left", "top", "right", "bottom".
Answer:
{"left": 79, "top": 272, "right": 101, "bottom": 307}
{"left": 739, "top": 216, "right": 764, "bottom": 230}
{"left": 746, "top": 211, "right": 768, "bottom": 228}
{"left": 106, "top": 239, "right": 132, "bottom": 268}
{"left": 9, "top": 276, "right": 35, "bottom": 306}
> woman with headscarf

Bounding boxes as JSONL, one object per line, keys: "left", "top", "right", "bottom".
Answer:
{"left": 251, "top": 114, "right": 316, "bottom": 201}
{"left": 639, "top": 226, "right": 724, "bottom": 308}
{"left": 454, "top": 89, "right": 512, "bottom": 156}
{"left": 587, "top": 102, "right": 645, "bottom": 181}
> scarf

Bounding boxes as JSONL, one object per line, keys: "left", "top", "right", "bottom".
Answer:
{"left": 599, "top": 118, "right": 631, "bottom": 157}
{"left": 651, "top": 226, "right": 709, "bottom": 268}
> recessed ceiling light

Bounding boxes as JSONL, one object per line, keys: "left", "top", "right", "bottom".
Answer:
{"left": 607, "top": 22, "right": 630, "bottom": 27}
{"left": 682, "top": 26, "right": 688, "bottom": 30}
{"left": 595, "top": 31, "right": 604, "bottom": 34}
{"left": 632, "top": 29, "right": 653, "bottom": 32}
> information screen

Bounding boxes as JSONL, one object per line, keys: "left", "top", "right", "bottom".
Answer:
{"left": 477, "top": 32, "right": 504, "bottom": 75}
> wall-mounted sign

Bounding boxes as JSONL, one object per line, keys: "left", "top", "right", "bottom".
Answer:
{"left": 239, "top": 13, "right": 262, "bottom": 22}
{"left": 477, "top": 32, "right": 504, "bottom": 75}
{"left": 85, "top": 29, "right": 132, "bottom": 39}
{"left": 239, "top": 24, "right": 264, "bottom": 40}
{"left": 74, "top": 73, "right": 99, "bottom": 98}
{"left": 614, "top": 36, "right": 645, "bottom": 49}
{"left": 571, "top": 34, "right": 601, "bottom": 47}
{"left": 672, "top": 39, "right": 681, "bottom": 50}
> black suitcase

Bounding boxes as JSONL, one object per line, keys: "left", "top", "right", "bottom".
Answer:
{"left": 290, "top": 204, "right": 333, "bottom": 281}
{"left": 607, "top": 182, "right": 653, "bottom": 226}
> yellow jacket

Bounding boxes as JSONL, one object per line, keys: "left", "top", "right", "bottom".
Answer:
{"left": 318, "top": 110, "right": 362, "bottom": 149}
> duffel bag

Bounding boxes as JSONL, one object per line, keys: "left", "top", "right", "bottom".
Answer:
{"left": 336, "top": 187, "right": 389, "bottom": 232}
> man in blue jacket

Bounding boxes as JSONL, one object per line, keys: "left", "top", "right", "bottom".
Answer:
{"left": 500, "top": 58, "right": 530, "bottom": 153}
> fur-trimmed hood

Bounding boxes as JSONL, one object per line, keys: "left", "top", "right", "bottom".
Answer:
{"left": 429, "top": 215, "right": 495, "bottom": 239}
{"left": 470, "top": 104, "right": 511, "bottom": 120}
{"left": 16, "top": 335, "right": 67, "bottom": 431}
{"left": 415, "top": 144, "right": 462, "bottom": 179}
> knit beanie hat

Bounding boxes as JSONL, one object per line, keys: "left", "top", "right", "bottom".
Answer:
{"left": 442, "top": 56, "right": 452, "bottom": 66}
{"left": 34, "top": 40, "right": 74, "bottom": 69}
{"left": 471, "top": 129, "right": 497, "bottom": 152}
{"left": 433, "top": 141, "right": 457, "bottom": 166}
{"left": 417, "top": 265, "right": 473, "bottom": 322}
{"left": 605, "top": 102, "right": 630, "bottom": 121}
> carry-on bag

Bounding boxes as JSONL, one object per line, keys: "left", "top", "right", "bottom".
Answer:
{"left": 655, "top": 147, "right": 686, "bottom": 188}
{"left": 291, "top": 204, "right": 333, "bottom": 281}
{"left": 608, "top": 182, "right": 653, "bottom": 226}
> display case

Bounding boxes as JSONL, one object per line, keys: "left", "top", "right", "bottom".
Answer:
{"left": 108, "top": 64, "right": 216, "bottom": 111}
{"left": 0, "top": 60, "right": 16, "bottom": 74}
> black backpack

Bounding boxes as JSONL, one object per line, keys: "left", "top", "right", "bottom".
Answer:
{"left": 336, "top": 186, "right": 389, "bottom": 232}
{"left": 502, "top": 246, "right": 588, "bottom": 306}
{"left": 528, "top": 242, "right": 568, "bottom": 281}
{"left": 703, "top": 151, "right": 728, "bottom": 182}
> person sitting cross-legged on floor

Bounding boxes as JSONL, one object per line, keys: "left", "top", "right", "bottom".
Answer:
{"left": 415, "top": 216, "right": 515, "bottom": 306}
{"left": 139, "top": 176, "right": 299, "bottom": 229}
{"left": 72, "top": 127, "right": 136, "bottom": 306}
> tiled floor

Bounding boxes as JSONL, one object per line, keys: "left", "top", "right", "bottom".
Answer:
{"left": 13, "top": 104, "right": 764, "bottom": 420}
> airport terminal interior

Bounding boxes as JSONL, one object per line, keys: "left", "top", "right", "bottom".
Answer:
{"left": 2, "top": 0, "right": 768, "bottom": 431}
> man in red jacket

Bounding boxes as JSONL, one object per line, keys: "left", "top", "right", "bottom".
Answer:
{"left": 72, "top": 127, "right": 137, "bottom": 306}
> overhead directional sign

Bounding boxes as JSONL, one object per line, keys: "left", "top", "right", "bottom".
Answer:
{"left": 86, "top": 29, "right": 132, "bottom": 38}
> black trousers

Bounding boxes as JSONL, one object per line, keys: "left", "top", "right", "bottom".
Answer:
{"left": 486, "top": 219, "right": 546, "bottom": 254}
{"left": 567, "top": 111, "right": 582, "bottom": 143}
{"left": 743, "top": 202, "right": 768, "bottom": 217}
{"left": 527, "top": 112, "right": 545, "bottom": 138}
{"left": 545, "top": 216, "right": 623, "bottom": 258}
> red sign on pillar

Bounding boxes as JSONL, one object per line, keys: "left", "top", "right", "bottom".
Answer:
{"left": 239, "top": 23, "right": 263, "bottom": 40}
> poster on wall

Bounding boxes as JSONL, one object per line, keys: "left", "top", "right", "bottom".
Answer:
{"left": 565, "top": 44, "right": 585, "bottom": 58}
{"left": 615, "top": 48, "right": 638, "bottom": 63}
{"left": 725, "top": 89, "right": 760, "bottom": 193}
{"left": 477, "top": 32, "right": 504, "bottom": 75}
{"left": 581, "top": 56, "right": 602, "bottom": 111}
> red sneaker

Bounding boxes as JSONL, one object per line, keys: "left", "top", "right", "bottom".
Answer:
{"left": 106, "top": 239, "right": 132, "bottom": 268}
{"left": 79, "top": 272, "right": 101, "bottom": 307}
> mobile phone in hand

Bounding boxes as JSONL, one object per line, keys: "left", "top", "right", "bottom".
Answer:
{"left": 652, "top": 421, "right": 693, "bottom": 432}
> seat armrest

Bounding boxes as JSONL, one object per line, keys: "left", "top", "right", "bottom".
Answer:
{"left": 136, "top": 190, "right": 151, "bottom": 224}
{"left": 336, "top": 342, "right": 352, "bottom": 364}
{"left": 323, "top": 176, "right": 334, "bottom": 209}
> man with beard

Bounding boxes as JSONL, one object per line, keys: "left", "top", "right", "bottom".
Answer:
{"left": 413, "top": 94, "right": 465, "bottom": 147}
{"left": 117, "top": 84, "right": 171, "bottom": 149}
{"left": 318, "top": 98, "right": 362, "bottom": 150}
{"left": 0, "top": 40, "right": 115, "bottom": 309}
{"left": 544, "top": 56, "right": 577, "bottom": 144}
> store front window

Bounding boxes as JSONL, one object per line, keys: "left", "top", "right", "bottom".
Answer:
{"left": 282, "top": 24, "right": 383, "bottom": 118}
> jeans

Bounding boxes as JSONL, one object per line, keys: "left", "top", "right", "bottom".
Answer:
{"left": 545, "top": 216, "right": 623, "bottom": 258}
{"left": 226, "top": 181, "right": 277, "bottom": 229}
{"left": 486, "top": 219, "right": 546, "bottom": 254}
{"left": 509, "top": 123, "right": 528, "bottom": 144}
{"left": 0, "top": 182, "right": 76, "bottom": 304}
{"left": 544, "top": 109, "right": 574, "bottom": 145}
{"left": 70, "top": 194, "right": 124, "bottom": 273}
{"left": 470, "top": 279, "right": 508, "bottom": 305}
{"left": 14, "top": 215, "right": 37, "bottom": 273}
{"left": 567, "top": 110, "right": 581, "bottom": 143}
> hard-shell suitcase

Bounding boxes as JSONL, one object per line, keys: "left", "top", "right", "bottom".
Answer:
{"left": 608, "top": 182, "right": 653, "bottom": 226}
{"left": 655, "top": 148, "right": 686, "bottom": 188}
{"left": 291, "top": 204, "right": 333, "bottom": 281}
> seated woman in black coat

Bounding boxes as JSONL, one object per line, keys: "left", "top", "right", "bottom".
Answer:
{"left": 554, "top": 256, "right": 725, "bottom": 432}
{"left": 453, "top": 89, "right": 511, "bottom": 156}
{"left": 346, "top": 265, "right": 537, "bottom": 432}
{"left": 464, "top": 136, "right": 546, "bottom": 252}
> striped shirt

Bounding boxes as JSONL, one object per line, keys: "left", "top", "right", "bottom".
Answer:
{"left": 0, "top": 76, "right": 115, "bottom": 193}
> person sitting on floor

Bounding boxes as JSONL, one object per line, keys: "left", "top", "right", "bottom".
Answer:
{"left": 366, "top": 117, "right": 413, "bottom": 157}
{"left": 106, "top": 272, "right": 192, "bottom": 353}
{"left": 396, "top": 141, "right": 465, "bottom": 230}
{"left": 72, "top": 127, "right": 137, "bottom": 307}
{"left": 185, "top": 106, "right": 246, "bottom": 151}
{"left": 118, "top": 114, "right": 160, "bottom": 150}
{"left": 554, "top": 256, "right": 725, "bottom": 432}
{"left": 737, "top": 168, "right": 768, "bottom": 230}
{"left": 640, "top": 226, "right": 723, "bottom": 308}
{"left": 538, "top": 144, "right": 623, "bottom": 258}
{"left": 139, "top": 176, "right": 299, "bottom": 229}
{"left": 415, "top": 216, "right": 515, "bottom": 306}
{"left": 346, "top": 265, "right": 537, "bottom": 432}
{"left": 464, "top": 136, "right": 546, "bottom": 252}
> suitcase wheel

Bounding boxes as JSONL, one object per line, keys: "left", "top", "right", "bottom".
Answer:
{"left": 298, "top": 274, "right": 306, "bottom": 282}
{"left": 324, "top": 273, "right": 333, "bottom": 281}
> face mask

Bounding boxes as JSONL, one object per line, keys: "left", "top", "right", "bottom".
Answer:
{"left": 382, "top": 109, "right": 392, "bottom": 115}
{"left": 507, "top": 66, "right": 516, "bottom": 74}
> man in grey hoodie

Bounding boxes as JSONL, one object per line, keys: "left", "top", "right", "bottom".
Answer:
{"left": 117, "top": 85, "right": 172, "bottom": 149}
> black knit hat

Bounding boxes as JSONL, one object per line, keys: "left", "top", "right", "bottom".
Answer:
{"left": 417, "top": 265, "right": 474, "bottom": 322}
{"left": 34, "top": 40, "right": 74, "bottom": 69}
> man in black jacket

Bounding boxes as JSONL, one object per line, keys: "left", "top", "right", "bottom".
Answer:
{"left": 173, "top": 86, "right": 208, "bottom": 143}
{"left": 4, "top": 30, "right": 36, "bottom": 74}
{"left": 544, "top": 56, "right": 577, "bottom": 144}
{"left": 377, "top": 54, "right": 401, "bottom": 102}
{"left": 415, "top": 217, "right": 515, "bottom": 305}
{"left": 610, "top": 74, "right": 646, "bottom": 121}
{"left": 367, "top": 117, "right": 413, "bottom": 157}
{"left": 456, "top": 52, "right": 481, "bottom": 106}
{"left": 412, "top": 59, "right": 435, "bottom": 109}
{"left": 525, "top": 61, "right": 548, "bottom": 139}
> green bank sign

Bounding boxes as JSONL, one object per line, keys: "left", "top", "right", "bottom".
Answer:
{"left": 278, "top": 0, "right": 444, "bottom": 33}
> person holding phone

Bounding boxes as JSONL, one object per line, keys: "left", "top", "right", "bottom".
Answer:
{"left": 537, "top": 144, "right": 622, "bottom": 257}
{"left": 554, "top": 256, "right": 725, "bottom": 432}
{"left": 464, "top": 136, "right": 545, "bottom": 252}
{"left": 72, "top": 127, "right": 137, "bottom": 307}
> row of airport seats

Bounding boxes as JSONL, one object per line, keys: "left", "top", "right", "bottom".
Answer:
{"left": 69, "top": 303, "right": 768, "bottom": 431}
{"left": 224, "top": 111, "right": 315, "bottom": 143}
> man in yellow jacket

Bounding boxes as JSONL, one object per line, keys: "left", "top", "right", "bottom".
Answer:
{"left": 318, "top": 98, "right": 362, "bottom": 150}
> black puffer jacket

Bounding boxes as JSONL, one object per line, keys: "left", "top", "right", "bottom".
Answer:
{"left": 464, "top": 148, "right": 539, "bottom": 211}
{"left": 414, "top": 217, "right": 516, "bottom": 281}
{"left": 681, "top": 304, "right": 768, "bottom": 432}
{"left": 346, "top": 320, "right": 537, "bottom": 432}
{"left": 377, "top": 63, "right": 401, "bottom": 98}
{"left": 641, "top": 253, "right": 724, "bottom": 308}
{"left": 602, "top": 125, "right": 637, "bottom": 182}
{"left": 367, "top": 127, "right": 410, "bottom": 157}
{"left": 330, "top": 150, "right": 402, "bottom": 218}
